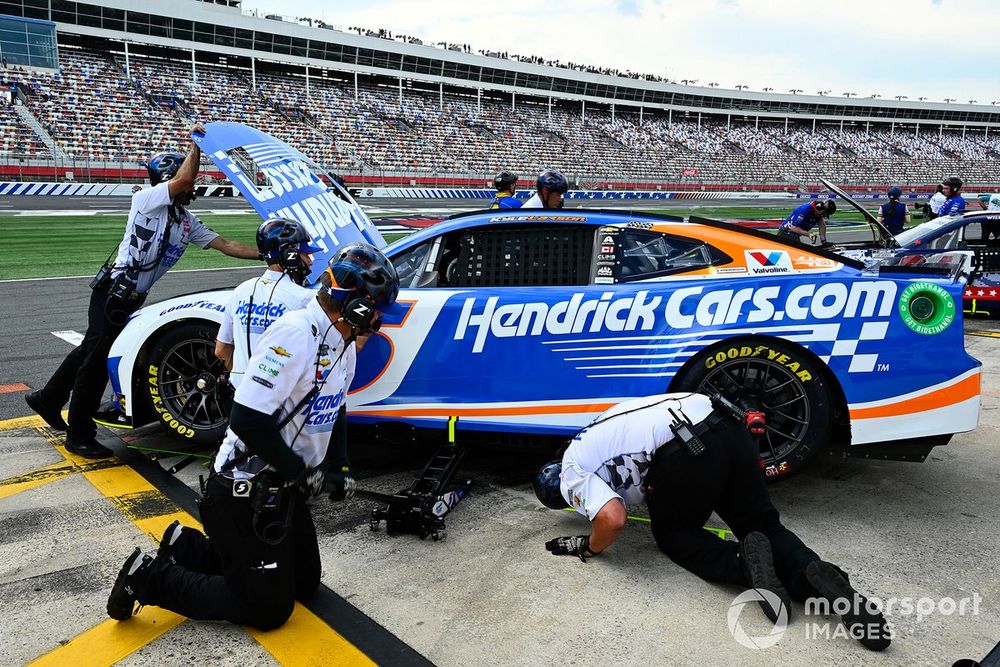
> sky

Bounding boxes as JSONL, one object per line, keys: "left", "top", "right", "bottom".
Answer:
{"left": 240, "top": 0, "right": 1000, "bottom": 104}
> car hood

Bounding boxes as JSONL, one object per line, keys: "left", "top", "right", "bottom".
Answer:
{"left": 194, "top": 122, "right": 385, "bottom": 287}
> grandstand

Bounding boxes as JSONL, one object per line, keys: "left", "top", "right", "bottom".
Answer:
{"left": 2, "top": 0, "right": 1000, "bottom": 190}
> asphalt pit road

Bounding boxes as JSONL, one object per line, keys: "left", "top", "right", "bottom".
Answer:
{"left": 0, "top": 503, "right": 124, "bottom": 545}
{"left": 0, "top": 562, "right": 106, "bottom": 602}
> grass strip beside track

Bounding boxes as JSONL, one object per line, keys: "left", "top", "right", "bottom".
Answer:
{"left": 0, "top": 206, "right": 883, "bottom": 280}
{"left": 0, "top": 213, "right": 407, "bottom": 280}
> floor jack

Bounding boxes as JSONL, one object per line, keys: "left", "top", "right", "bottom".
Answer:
{"left": 362, "top": 417, "right": 472, "bottom": 541}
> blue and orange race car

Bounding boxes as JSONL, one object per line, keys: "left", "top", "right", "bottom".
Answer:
{"left": 105, "top": 125, "right": 982, "bottom": 478}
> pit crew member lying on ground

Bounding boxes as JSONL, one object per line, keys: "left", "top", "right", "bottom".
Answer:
{"left": 534, "top": 393, "right": 891, "bottom": 651}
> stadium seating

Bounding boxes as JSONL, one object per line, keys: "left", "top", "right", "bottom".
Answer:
{"left": 4, "top": 45, "right": 1000, "bottom": 189}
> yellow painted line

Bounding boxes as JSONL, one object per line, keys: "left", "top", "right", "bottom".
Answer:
{"left": 0, "top": 414, "right": 47, "bottom": 431}
{"left": 0, "top": 460, "right": 75, "bottom": 501}
{"left": 0, "top": 410, "right": 68, "bottom": 431}
{"left": 26, "top": 609, "right": 186, "bottom": 667}
{"left": 248, "top": 605, "right": 376, "bottom": 667}
{"left": 29, "top": 426, "right": 380, "bottom": 665}
{"left": 968, "top": 330, "right": 1000, "bottom": 339}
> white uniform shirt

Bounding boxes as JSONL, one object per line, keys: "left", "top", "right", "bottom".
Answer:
{"left": 217, "top": 269, "right": 315, "bottom": 388}
{"left": 213, "top": 298, "right": 357, "bottom": 479}
{"left": 560, "top": 393, "right": 713, "bottom": 520}
{"left": 929, "top": 192, "right": 948, "bottom": 215}
{"left": 110, "top": 182, "right": 219, "bottom": 294}
{"left": 521, "top": 193, "right": 544, "bottom": 208}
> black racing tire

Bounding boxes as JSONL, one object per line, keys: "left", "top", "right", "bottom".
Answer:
{"left": 142, "top": 321, "right": 229, "bottom": 445}
{"left": 673, "top": 336, "right": 833, "bottom": 480}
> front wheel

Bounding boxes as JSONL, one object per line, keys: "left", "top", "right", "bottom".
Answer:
{"left": 142, "top": 322, "right": 230, "bottom": 445}
{"left": 673, "top": 337, "right": 833, "bottom": 480}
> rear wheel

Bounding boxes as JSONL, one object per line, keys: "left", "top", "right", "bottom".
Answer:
{"left": 142, "top": 322, "right": 230, "bottom": 445}
{"left": 674, "top": 337, "right": 833, "bottom": 480}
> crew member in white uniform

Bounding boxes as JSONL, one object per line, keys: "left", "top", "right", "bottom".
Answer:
{"left": 522, "top": 169, "right": 569, "bottom": 209}
{"left": 106, "top": 244, "right": 400, "bottom": 631}
{"left": 215, "top": 218, "right": 320, "bottom": 388}
{"left": 533, "top": 393, "right": 891, "bottom": 652}
{"left": 26, "top": 124, "right": 258, "bottom": 458}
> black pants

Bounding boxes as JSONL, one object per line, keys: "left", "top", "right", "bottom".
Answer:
{"left": 36, "top": 283, "right": 135, "bottom": 440}
{"left": 645, "top": 419, "right": 824, "bottom": 601}
{"left": 776, "top": 228, "right": 806, "bottom": 244}
{"left": 141, "top": 475, "right": 321, "bottom": 631}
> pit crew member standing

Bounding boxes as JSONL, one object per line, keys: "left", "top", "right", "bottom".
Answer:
{"left": 776, "top": 200, "right": 835, "bottom": 245}
{"left": 25, "top": 125, "right": 258, "bottom": 459}
{"left": 534, "top": 394, "right": 890, "bottom": 651}
{"left": 978, "top": 193, "right": 1000, "bottom": 244}
{"left": 937, "top": 176, "right": 966, "bottom": 217}
{"left": 877, "top": 187, "right": 910, "bottom": 235}
{"left": 522, "top": 169, "right": 569, "bottom": 209}
{"left": 105, "top": 244, "right": 400, "bottom": 630}
{"left": 927, "top": 184, "right": 947, "bottom": 220}
{"left": 489, "top": 171, "right": 522, "bottom": 209}
{"left": 215, "top": 218, "right": 321, "bottom": 388}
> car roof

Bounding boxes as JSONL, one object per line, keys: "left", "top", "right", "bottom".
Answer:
{"left": 385, "top": 209, "right": 681, "bottom": 253}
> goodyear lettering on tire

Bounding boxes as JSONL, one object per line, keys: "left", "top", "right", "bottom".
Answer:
{"left": 704, "top": 344, "right": 813, "bottom": 382}
{"left": 148, "top": 363, "right": 195, "bottom": 438}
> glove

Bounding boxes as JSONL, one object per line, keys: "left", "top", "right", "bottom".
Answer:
{"left": 326, "top": 466, "right": 356, "bottom": 501}
{"left": 544, "top": 535, "right": 594, "bottom": 562}
{"left": 295, "top": 466, "right": 325, "bottom": 499}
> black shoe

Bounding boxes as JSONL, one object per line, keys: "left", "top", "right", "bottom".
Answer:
{"left": 806, "top": 560, "right": 891, "bottom": 651}
{"left": 158, "top": 520, "right": 183, "bottom": 565}
{"left": 739, "top": 531, "right": 792, "bottom": 623}
{"left": 65, "top": 436, "right": 115, "bottom": 459}
{"left": 25, "top": 391, "right": 67, "bottom": 431}
{"left": 107, "top": 547, "right": 153, "bottom": 620}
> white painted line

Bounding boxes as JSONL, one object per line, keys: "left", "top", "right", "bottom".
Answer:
{"left": 51, "top": 330, "right": 84, "bottom": 346}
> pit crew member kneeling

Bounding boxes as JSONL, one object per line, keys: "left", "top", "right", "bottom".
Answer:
{"left": 105, "top": 244, "right": 399, "bottom": 630}
{"left": 534, "top": 393, "right": 890, "bottom": 651}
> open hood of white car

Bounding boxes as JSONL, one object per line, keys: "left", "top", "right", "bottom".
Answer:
{"left": 194, "top": 122, "right": 385, "bottom": 286}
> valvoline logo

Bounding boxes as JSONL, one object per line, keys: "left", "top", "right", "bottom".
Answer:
{"left": 745, "top": 250, "right": 793, "bottom": 275}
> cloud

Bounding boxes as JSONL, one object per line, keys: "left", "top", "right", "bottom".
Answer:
{"left": 614, "top": 0, "right": 642, "bottom": 16}
{"left": 243, "top": 0, "right": 1000, "bottom": 101}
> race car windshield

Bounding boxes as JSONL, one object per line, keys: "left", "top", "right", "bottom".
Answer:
{"left": 894, "top": 216, "right": 959, "bottom": 247}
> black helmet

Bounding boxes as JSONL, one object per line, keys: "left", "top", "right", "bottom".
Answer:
{"left": 532, "top": 461, "right": 568, "bottom": 510}
{"left": 888, "top": 186, "right": 903, "bottom": 200}
{"left": 494, "top": 170, "right": 518, "bottom": 192}
{"left": 536, "top": 169, "right": 569, "bottom": 194}
{"left": 942, "top": 176, "right": 963, "bottom": 191}
{"left": 256, "top": 218, "right": 321, "bottom": 285}
{"left": 816, "top": 200, "right": 836, "bottom": 215}
{"left": 325, "top": 243, "right": 400, "bottom": 307}
{"left": 147, "top": 151, "right": 185, "bottom": 186}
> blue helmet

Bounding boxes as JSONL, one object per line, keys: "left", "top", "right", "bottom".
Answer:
{"left": 256, "top": 218, "right": 322, "bottom": 284}
{"left": 324, "top": 243, "right": 400, "bottom": 307}
{"left": 532, "top": 461, "right": 568, "bottom": 510}
{"left": 147, "top": 151, "right": 185, "bottom": 186}
{"left": 888, "top": 187, "right": 903, "bottom": 200}
{"left": 536, "top": 169, "right": 569, "bottom": 194}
